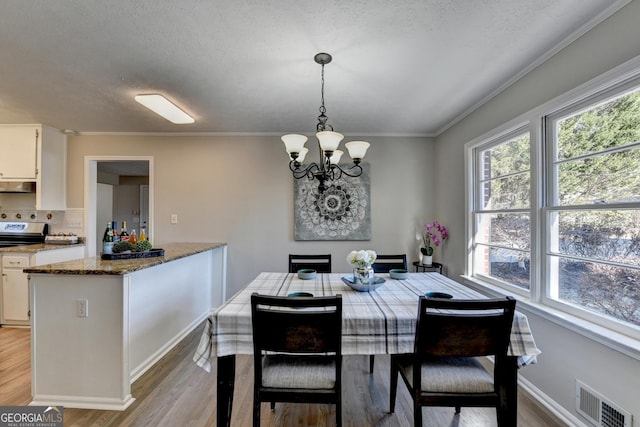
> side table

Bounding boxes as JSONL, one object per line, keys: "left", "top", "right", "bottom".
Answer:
{"left": 412, "top": 261, "right": 443, "bottom": 274}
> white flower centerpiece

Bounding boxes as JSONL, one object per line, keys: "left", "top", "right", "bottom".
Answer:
{"left": 347, "top": 249, "right": 377, "bottom": 284}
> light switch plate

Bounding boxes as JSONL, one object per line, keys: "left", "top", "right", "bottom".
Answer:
{"left": 76, "top": 299, "right": 88, "bottom": 317}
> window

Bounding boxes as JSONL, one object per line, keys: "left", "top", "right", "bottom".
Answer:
{"left": 546, "top": 86, "right": 640, "bottom": 334}
{"left": 472, "top": 129, "right": 532, "bottom": 291}
{"left": 468, "top": 69, "right": 640, "bottom": 340}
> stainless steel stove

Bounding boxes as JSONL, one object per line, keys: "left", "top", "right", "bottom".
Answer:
{"left": 0, "top": 221, "right": 48, "bottom": 248}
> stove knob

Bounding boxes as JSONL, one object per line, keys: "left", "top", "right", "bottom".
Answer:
{"left": 30, "top": 213, "right": 37, "bottom": 220}
{"left": 15, "top": 213, "right": 22, "bottom": 219}
{"left": 0, "top": 213, "right": 6, "bottom": 219}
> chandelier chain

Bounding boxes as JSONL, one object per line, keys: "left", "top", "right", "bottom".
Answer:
{"left": 320, "top": 63, "right": 326, "bottom": 115}
{"left": 317, "top": 62, "right": 333, "bottom": 132}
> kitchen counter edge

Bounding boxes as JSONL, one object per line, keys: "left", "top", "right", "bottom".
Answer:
{"left": 0, "top": 242, "right": 86, "bottom": 254}
{"left": 23, "top": 242, "right": 227, "bottom": 276}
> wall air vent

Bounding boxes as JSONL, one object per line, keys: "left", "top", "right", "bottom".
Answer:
{"left": 576, "top": 380, "right": 632, "bottom": 427}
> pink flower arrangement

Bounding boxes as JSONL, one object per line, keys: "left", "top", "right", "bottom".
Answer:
{"left": 421, "top": 221, "right": 448, "bottom": 256}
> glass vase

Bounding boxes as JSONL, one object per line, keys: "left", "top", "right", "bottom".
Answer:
{"left": 353, "top": 265, "right": 375, "bottom": 284}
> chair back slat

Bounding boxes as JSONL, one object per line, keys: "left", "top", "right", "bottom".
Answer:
{"left": 415, "top": 297, "right": 516, "bottom": 359}
{"left": 288, "top": 254, "right": 332, "bottom": 273}
{"left": 372, "top": 254, "right": 407, "bottom": 273}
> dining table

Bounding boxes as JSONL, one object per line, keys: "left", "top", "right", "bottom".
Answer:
{"left": 194, "top": 271, "right": 541, "bottom": 427}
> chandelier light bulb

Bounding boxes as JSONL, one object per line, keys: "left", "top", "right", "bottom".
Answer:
{"left": 330, "top": 150, "right": 344, "bottom": 164}
{"left": 317, "top": 131, "right": 344, "bottom": 152}
{"left": 282, "top": 134, "right": 308, "bottom": 155}
{"left": 297, "top": 147, "right": 309, "bottom": 163}
{"left": 345, "top": 141, "right": 370, "bottom": 160}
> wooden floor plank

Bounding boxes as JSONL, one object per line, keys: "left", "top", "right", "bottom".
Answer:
{"left": 0, "top": 324, "right": 564, "bottom": 426}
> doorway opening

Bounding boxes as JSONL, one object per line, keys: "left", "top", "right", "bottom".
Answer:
{"left": 84, "top": 156, "right": 154, "bottom": 257}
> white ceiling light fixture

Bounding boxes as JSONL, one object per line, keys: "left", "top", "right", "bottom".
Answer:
{"left": 282, "top": 52, "right": 370, "bottom": 193}
{"left": 134, "top": 94, "right": 195, "bottom": 124}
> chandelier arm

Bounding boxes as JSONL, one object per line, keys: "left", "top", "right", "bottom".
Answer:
{"left": 328, "top": 164, "right": 341, "bottom": 181}
{"left": 331, "top": 163, "right": 363, "bottom": 178}
{"left": 289, "top": 160, "right": 320, "bottom": 180}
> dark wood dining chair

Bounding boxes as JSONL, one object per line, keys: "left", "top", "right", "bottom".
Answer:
{"left": 251, "top": 293, "right": 343, "bottom": 427}
{"left": 372, "top": 254, "right": 408, "bottom": 273}
{"left": 288, "top": 254, "right": 332, "bottom": 273}
{"left": 389, "top": 296, "right": 516, "bottom": 427}
{"left": 368, "top": 254, "right": 408, "bottom": 374}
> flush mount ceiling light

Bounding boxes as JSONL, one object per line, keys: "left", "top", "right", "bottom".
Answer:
{"left": 282, "top": 52, "right": 370, "bottom": 193}
{"left": 134, "top": 94, "right": 195, "bottom": 124}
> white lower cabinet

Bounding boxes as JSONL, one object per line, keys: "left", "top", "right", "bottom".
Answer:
{"left": 1, "top": 245, "right": 85, "bottom": 326}
{"left": 2, "top": 255, "right": 30, "bottom": 322}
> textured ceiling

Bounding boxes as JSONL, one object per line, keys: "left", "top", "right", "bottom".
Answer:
{"left": 0, "top": 0, "right": 628, "bottom": 136}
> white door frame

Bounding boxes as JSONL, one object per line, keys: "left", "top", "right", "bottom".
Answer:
{"left": 84, "top": 156, "right": 154, "bottom": 257}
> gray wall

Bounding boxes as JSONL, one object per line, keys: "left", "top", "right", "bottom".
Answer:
{"left": 435, "top": 1, "right": 640, "bottom": 423}
{"left": 67, "top": 134, "right": 435, "bottom": 294}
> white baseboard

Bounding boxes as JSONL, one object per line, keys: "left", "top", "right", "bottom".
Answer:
{"left": 129, "top": 311, "right": 208, "bottom": 382}
{"left": 519, "top": 376, "right": 588, "bottom": 427}
{"left": 31, "top": 394, "right": 135, "bottom": 411}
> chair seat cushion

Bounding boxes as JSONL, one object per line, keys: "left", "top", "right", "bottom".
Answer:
{"left": 261, "top": 355, "right": 336, "bottom": 389}
{"left": 398, "top": 356, "right": 494, "bottom": 393}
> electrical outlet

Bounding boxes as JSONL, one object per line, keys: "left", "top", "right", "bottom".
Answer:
{"left": 77, "top": 299, "right": 88, "bottom": 317}
{"left": 171, "top": 214, "right": 178, "bottom": 224}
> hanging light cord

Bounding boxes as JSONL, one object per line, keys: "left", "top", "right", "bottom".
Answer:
{"left": 316, "top": 62, "right": 333, "bottom": 132}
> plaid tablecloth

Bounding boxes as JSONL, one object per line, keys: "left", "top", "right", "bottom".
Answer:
{"left": 194, "top": 272, "right": 541, "bottom": 372}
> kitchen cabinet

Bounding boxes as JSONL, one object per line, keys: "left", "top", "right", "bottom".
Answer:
{"left": 1, "top": 255, "right": 30, "bottom": 323}
{"left": 0, "top": 126, "right": 38, "bottom": 179}
{"left": 0, "top": 124, "right": 67, "bottom": 211}
{"left": 1, "top": 245, "right": 85, "bottom": 326}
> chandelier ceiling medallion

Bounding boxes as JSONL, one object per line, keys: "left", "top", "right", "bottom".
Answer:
{"left": 282, "top": 52, "right": 370, "bottom": 193}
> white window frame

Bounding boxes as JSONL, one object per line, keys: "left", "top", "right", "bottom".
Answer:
{"left": 464, "top": 55, "right": 640, "bottom": 353}
{"left": 542, "top": 78, "right": 640, "bottom": 340}
{"left": 470, "top": 124, "right": 534, "bottom": 299}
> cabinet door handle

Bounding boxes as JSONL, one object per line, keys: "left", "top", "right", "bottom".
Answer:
{"left": 8, "top": 261, "right": 21, "bottom": 264}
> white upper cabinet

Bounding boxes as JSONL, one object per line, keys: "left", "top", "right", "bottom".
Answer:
{"left": 0, "top": 126, "right": 38, "bottom": 180}
{"left": 0, "top": 124, "right": 67, "bottom": 211}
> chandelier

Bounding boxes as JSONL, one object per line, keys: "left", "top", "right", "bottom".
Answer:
{"left": 282, "top": 52, "right": 370, "bottom": 193}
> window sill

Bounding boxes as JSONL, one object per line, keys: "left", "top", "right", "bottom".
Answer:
{"left": 460, "top": 275, "right": 640, "bottom": 361}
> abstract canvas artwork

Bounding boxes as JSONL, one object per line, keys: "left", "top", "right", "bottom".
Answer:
{"left": 294, "top": 164, "right": 371, "bottom": 240}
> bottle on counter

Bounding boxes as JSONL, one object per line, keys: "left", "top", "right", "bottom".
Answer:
{"left": 139, "top": 226, "right": 147, "bottom": 241}
{"left": 102, "top": 222, "right": 114, "bottom": 254}
{"left": 112, "top": 221, "right": 120, "bottom": 243}
{"left": 120, "top": 220, "right": 129, "bottom": 242}
{"left": 130, "top": 229, "right": 137, "bottom": 245}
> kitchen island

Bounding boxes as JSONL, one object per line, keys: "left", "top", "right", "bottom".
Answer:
{"left": 25, "top": 242, "right": 227, "bottom": 410}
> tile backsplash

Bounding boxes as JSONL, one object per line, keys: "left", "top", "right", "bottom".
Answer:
{"left": 0, "top": 194, "right": 84, "bottom": 236}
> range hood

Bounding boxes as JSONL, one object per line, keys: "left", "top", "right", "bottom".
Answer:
{"left": 0, "top": 182, "right": 36, "bottom": 193}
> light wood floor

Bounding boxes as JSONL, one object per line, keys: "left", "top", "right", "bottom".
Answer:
{"left": 0, "top": 324, "right": 563, "bottom": 427}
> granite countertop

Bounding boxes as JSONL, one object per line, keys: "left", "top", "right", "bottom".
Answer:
{"left": 0, "top": 242, "right": 86, "bottom": 253}
{"left": 24, "top": 242, "right": 226, "bottom": 276}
